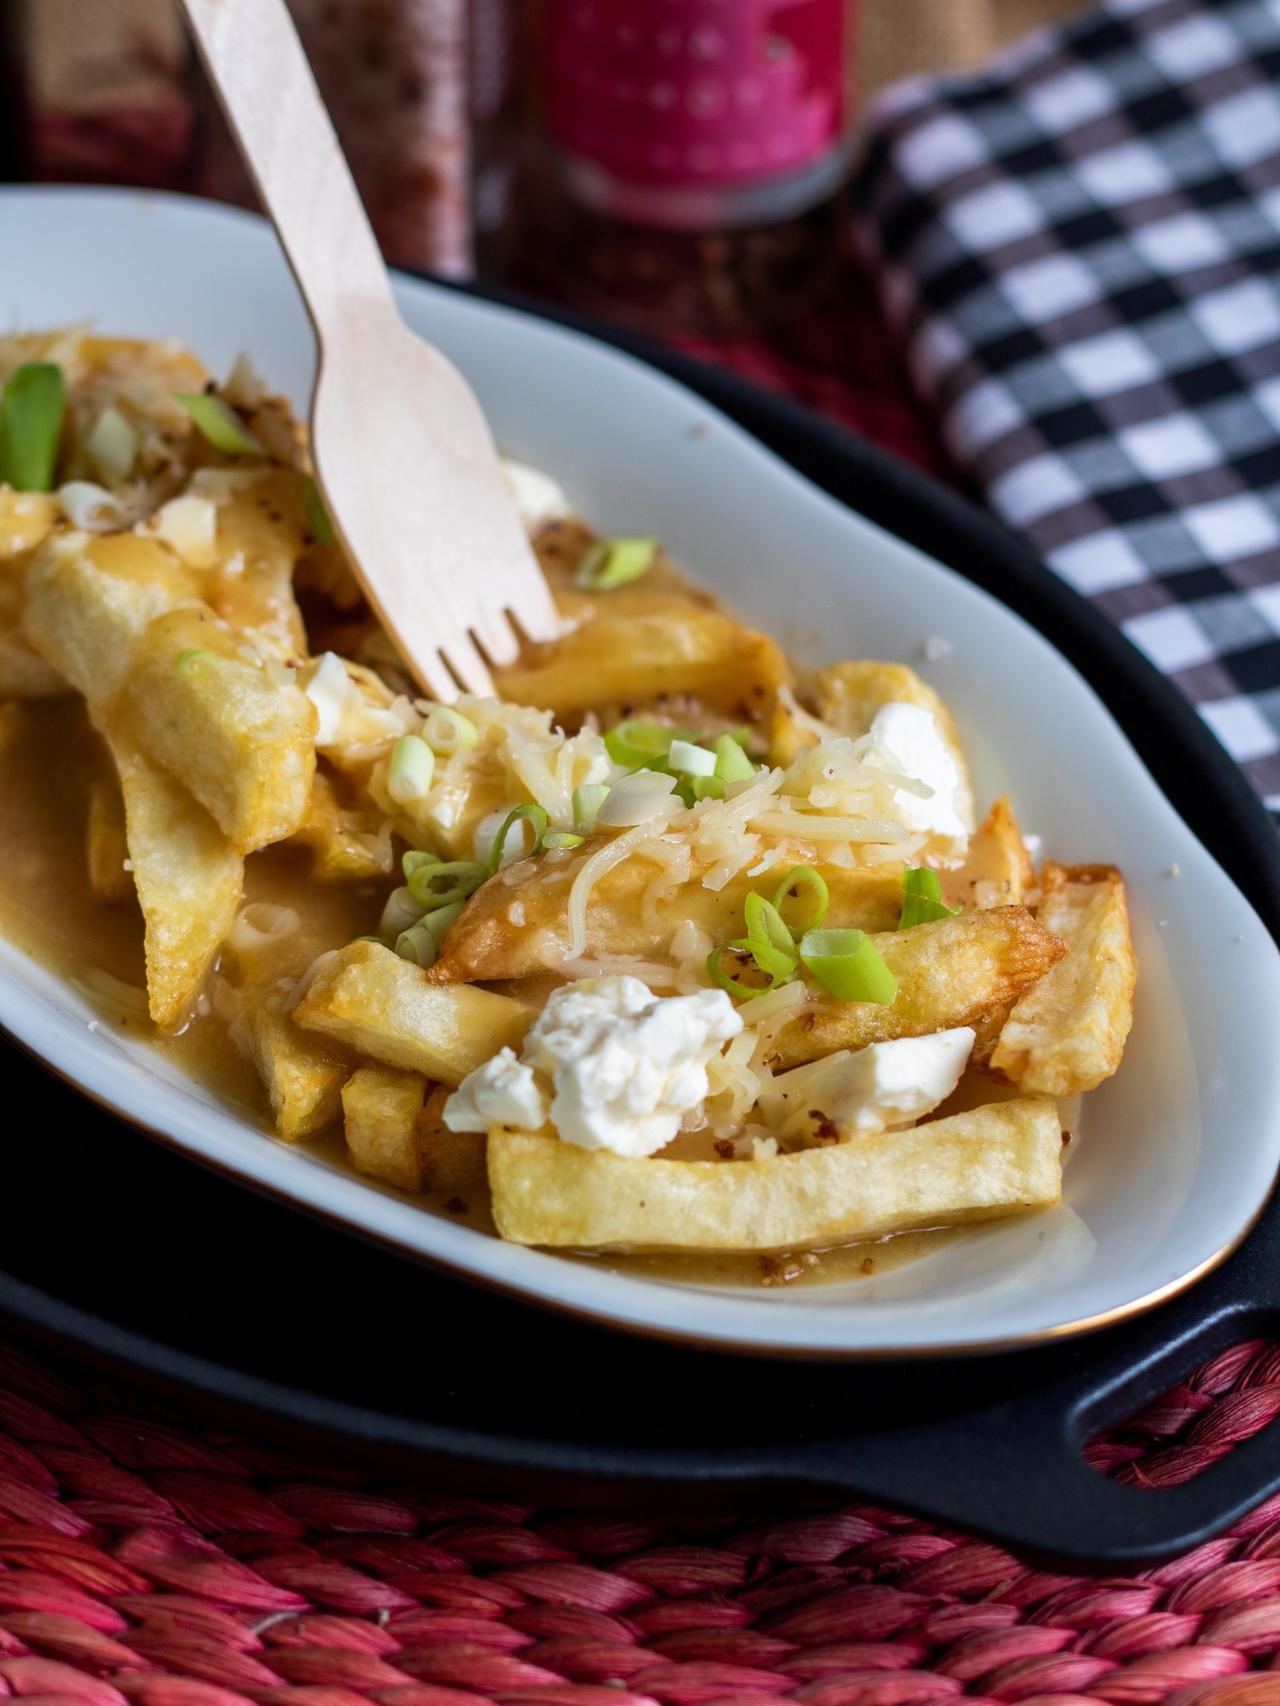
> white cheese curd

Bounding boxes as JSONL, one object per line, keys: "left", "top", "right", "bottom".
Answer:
{"left": 445, "top": 976, "right": 743, "bottom": 1158}
{"left": 302, "top": 651, "right": 352, "bottom": 745}
{"left": 443, "top": 1047, "right": 549, "bottom": 1133}
{"left": 760, "top": 1027, "right": 975, "bottom": 1139}
{"left": 143, "top": 494, "right": 219, "bottom": 566}
{"left": 868, "top": 701, "right": 970, "bottom": 844}
{"left": 500, "top": 457, "right": 571, "bottom": 533}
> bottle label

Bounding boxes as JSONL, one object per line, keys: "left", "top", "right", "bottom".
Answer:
{"left": 544, "top": 0, "right": 848, "bottom": 190}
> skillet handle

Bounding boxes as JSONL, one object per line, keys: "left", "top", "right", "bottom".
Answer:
{"left": 795, "top": 1243, "right": 1280, "bottom": 1566}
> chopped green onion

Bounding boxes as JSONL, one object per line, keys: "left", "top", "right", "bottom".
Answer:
{"left": 713, "top": 732, "right": 756, "bottom": 783}
{"left": 387, "top": 733, "right": 435, "bottom": 804}
{"left": 380, "top": 884, "right": 424, "bottom": 938}
{"left": 668, "top": 737, "right": 717, "bottom": 778}
{"left": 1, "top": 363, "right": 66, "bottom": 492}
{"left": 174, "top": 391, "right": 264, "bottom": 457}
{"left": 771, "top": 865, "right": 829, "bottom": 938}
{"left": 798, "top": 928, "right": 897, "bottom": 1004}
{"left": 604, "top": 718, "right": 676, "bottom": 770}
{"left": 407, "top": 858, "right": 488, "bottom": 912}
{"left": 488, "top": 802, "right": 548, "bottom": 872}
{"left": 899, "top": 865, "right": 962, "bottom": 929}
{"left": 402, "top": 848, "right": 440, "bottom": 882}
{"left": 425, "top": 900, "right": 465, "bottom": 945}
{"left": 84, "top": 406, "right": 138, "bottom": 481}
{"left": 676, "top": 773, "right": 726, "bottom": 806}
{"left": 706, "top": 944, "right": 777, "bottom": 1001}
{"left": 545, "top": 830, "right": 584, "bottom": 851}
{"left": 422, "top": 704, "right": 478, "bottom": 754}
{"left": 573, "top": 782, "right": 610, "bottom": 833}
{"left": 575, "top": 535, "right": 658, "bottom": 591}
{"left": 303, "top": 474, "right": 336, "bottom": 546}
{"left": 395, "top": 920, "right": 438, "bottom": 967}
{"left": 176, "top": 647, "right": 213, "bottom": 673}
{"left": 743, "top": 892, "right": 800, "bottom": 985}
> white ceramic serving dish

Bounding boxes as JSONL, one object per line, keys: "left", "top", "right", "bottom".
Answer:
{"left": 2, "top": 186, "right": 1277, "bottom": 1357}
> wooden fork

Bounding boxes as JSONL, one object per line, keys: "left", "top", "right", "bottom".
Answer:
{"left": 178, "top": 0, "right": 561, "bottom": 700}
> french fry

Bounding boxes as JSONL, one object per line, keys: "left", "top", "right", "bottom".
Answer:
{"left": 23, "top": 532, "right": 201, "bottom": 704}
{"left": 119, "top": 608, "right": 316, "bottom": 852}
{"left": 498, "top": 609, "right": 790, "bottom": 728}
{"left": 429, "top": 848, "right": 904, "bottom": 982}
{"left": 86, "top": 774, "right": 133, "bottom": 903}
{"left": 941, "top": 795, "right": 1033, "bottom": 911}
{"left": 992, "top": 863, "right": 1136, "bottom": 1096}
{"left": 770, "top": 907, "right": 1067, "bottom": 1069}
{"left": 248, "top": 1002, "right": 348, "bottom": 1141}
{"left": 107, "top": 724, "right": 243, "bottom": 1029}
{"left": 200, "top": 469, "right": 309, "bottom": 654}
{"left": 488, "top": 1097, "right": 1063, "bottom": 1251}
{"left": 342, "top": 1065, "right": 427, "bottom": 1191}
{"left": 292, "top": 768, "right": 393, "bottom": 881}
{"left": 0, "top": 491, "right": 65, "bottom": 694}
{"left": 812, "top": 659, "right": 974, "bottom": 828}
{"left": 420, "top": 1083, "right": 487, "bottom": 1198}
{"left": 293, "top": 940, "right": 533, "bottom": 1084}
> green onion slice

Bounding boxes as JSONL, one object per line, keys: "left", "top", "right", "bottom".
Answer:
{"left": 424, "top": 900, "right": 465, "bottom": 946}
{"left": 713, "top": 732, "right": 756, "bottom": 783}
{"left": 395, "top": 921, "right": 438, "bottom": 967}
{"left": 706, "top": 944, "right": 779, "bottom": 1002}
{"left": 899, "top": 865, "right": 961, "bottom": 929}
{"left": 771, "top": 865, "right": 829, "bottom": 938}
{"left": 176, "top": 647, "right": 213, "bottom": 674}
{"left": 575, "top": 535, "right": 658, "bottom": 591}
{"left": 174, "top": 392, "right": 264, "bottom": 457}
{"left": 303, "top": 474, "right": 336, "bottom": 546}
{"left": 402, "top": 848, "right": 440, "bottom": 882}
{"left": 84, "top": 406, "right": 138, "bottom": 481}
{"left": 676, "top": 774, "right": 726, "bottom": 806}
{"left": 604, "top": 718, "right": 676, "bottom": 770}
{"left": 386, "top": 733, "right": 435, "bottom": 804}
{"left": 743, "top": 892, "right": 800, "bottom": 985}
{"left": 545, "top": 830, "right": 585, "bottom": 851}
{"left": 798, "top": 928, "right": 897, "bottom": 1004}
{"left": 668, "top": 737, "right": 716, "bottom": 777}
{"left": 422, "top": 704, "right": 478, "bottom": 754}
{"left": 488, "top": 802, "right": 548, "bottom": 872}
{"left": 1, "top": 363, "right": 66, "bottom": 492}
{"left": 572, "top": 782, "right": 610, "bottom": 834}
{"left": 407, "top": 858, "right": 488, "bottom": 912}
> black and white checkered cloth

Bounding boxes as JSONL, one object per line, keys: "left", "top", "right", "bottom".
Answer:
{"left": 853, "top": 0, "right": 1280, "bottom": 816}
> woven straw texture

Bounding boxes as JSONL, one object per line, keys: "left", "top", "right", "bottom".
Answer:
{"left": 2, "top": 1338, "right": 1280, "bottom": 1706}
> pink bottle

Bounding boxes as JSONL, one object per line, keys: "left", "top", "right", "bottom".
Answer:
{"left": 543, "top": 0, "right": 852, "bottom": 230}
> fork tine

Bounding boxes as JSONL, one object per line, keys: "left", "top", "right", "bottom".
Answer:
{"left": 474, "top": 608, "right": 521, "bottom": 669}
{"left": 507, "top": 573, "right": 564, "bottom": 646}
{"left": 442, "top": 632, "right": 496, "bottom": 699}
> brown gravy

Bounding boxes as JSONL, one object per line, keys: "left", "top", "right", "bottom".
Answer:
{"left": 0, "top": 695, "right": 976, "bottom": 1290}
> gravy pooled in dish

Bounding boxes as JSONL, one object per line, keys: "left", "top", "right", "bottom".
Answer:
{"left": 0, "top": 333, "right": 1137, "bottom": 1282}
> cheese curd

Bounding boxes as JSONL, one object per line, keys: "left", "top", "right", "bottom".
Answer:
{"left": 869, "top": 701, "right": 969, "bottom": 845}
{"left": 445, "top": 976, "right": 743, "bottom": 1158}
{"left": 760, "top": 1027, "right": 975, "bottom": 1139}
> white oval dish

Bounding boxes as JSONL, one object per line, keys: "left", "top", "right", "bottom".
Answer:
{"left": 1, "top": 186, "right": 1277, "bottom": 1357}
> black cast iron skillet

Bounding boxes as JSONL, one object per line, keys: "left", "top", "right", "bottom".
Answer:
{"left": 1, "top": 290, "right": 1278, "bottom": 1568}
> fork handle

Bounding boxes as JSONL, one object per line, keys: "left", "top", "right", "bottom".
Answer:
{"left": 178, "top": 0, "right": 395, "bottom": 332}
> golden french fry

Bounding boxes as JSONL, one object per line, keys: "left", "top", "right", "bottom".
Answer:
{"left": 498, "top": 609, "right": 790, "bottom": 728}
{"left": 248, "top": 1002, "right": 348, "bottom": 1142}
{"left": 941, "top": 795, "right": 1033, "bottom": 911}
{"left": 488, "top": 1097, "right": 1063, "bottom": 1252}
{"left": 342, "top": 1065, "right": 426, "bottom": 1191}
{"left": 86, "top": 774, "right": 133, "bottom": 903}
{"left": 201, "top": 469, "right": 309, "bottom": 653}
{"left": 420, "top": 1083, "right": 488, "bottom": 1199}
{"left": 107, "top": 725, "right": 243, "bottom": 1029}
{"left": 770, "top": 907, "right": 1067, "bottom": 1069}
{"left": 992, "top": 863, "right": 1136, "bottom": 1096}
{"left": 812, "top": 659, "right": 974, "bottom": 827}
{"left": 23, "top": 532, "right": 200, "bottom": 704}
{"left": 119, "top": 608, "right": 316, "bottom": 852}
{"left": 294, "top": 940, "right": 533, "bottom": 1084}
{"left": 292, "top": 768, "right": 393, "bottom": 881}
{"left": 429, "top": 849, "right": 904, "bottom": 983}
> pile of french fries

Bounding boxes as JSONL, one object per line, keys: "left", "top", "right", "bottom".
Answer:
{"left": 0, "top": 331, "right": 1138, "bottom": 1270}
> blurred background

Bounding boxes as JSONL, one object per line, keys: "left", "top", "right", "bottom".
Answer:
{"left": 0, "top": 0, "right": 1086, "bottom": 338}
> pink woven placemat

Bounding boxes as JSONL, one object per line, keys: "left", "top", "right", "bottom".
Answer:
{"left": 2, "top": 1335, "right": 1280, "bottom": 1706}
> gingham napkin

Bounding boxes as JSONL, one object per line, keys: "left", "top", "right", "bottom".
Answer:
{"left": 853, "top": 0, "right": 1280, "bottom": 816}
